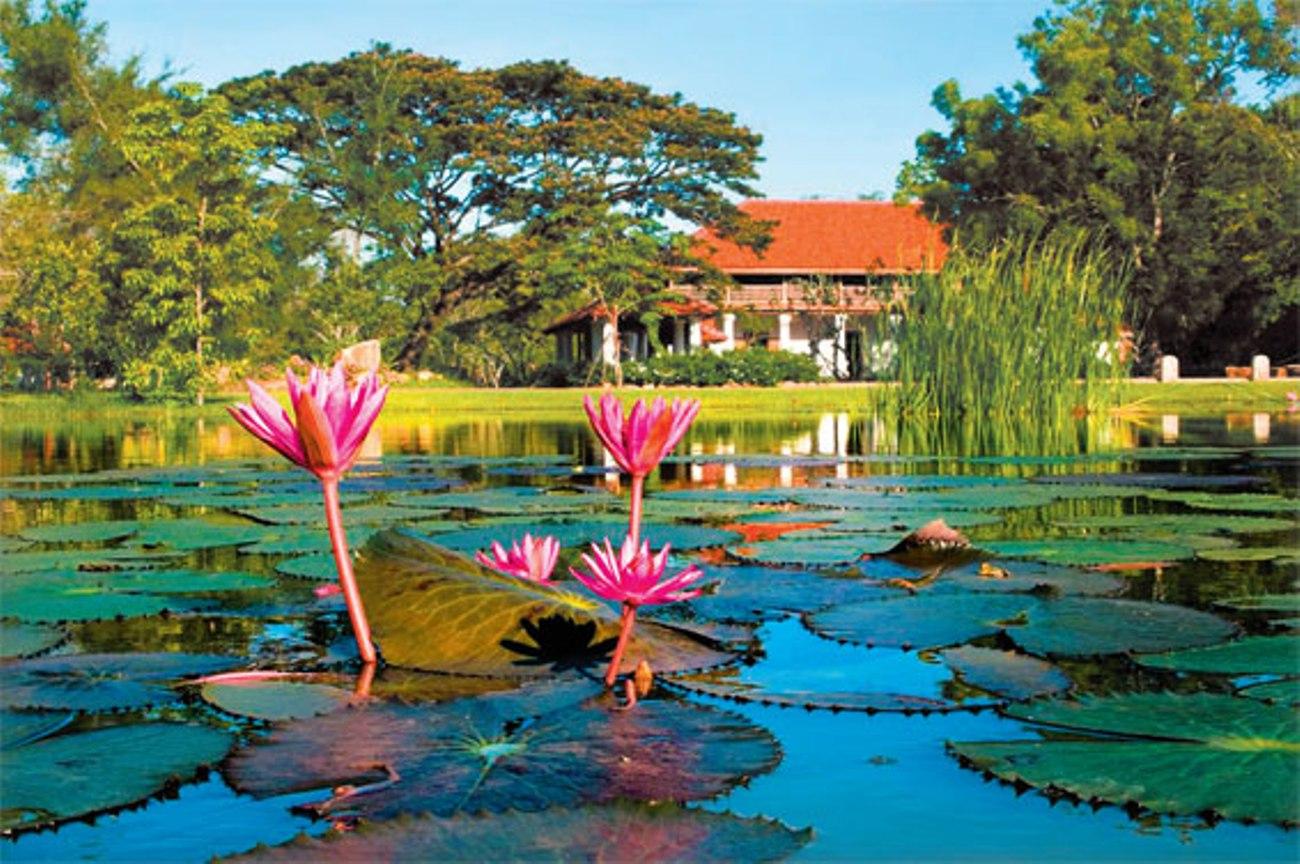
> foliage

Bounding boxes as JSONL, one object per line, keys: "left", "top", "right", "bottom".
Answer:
{"left": 623, "top": 348, "right": 821, "bottom": 387}
{"left": 897, "top": 0, "right": 1299, "bottom": 368}
{"left": 892, "top": 231, "right": 1128, "bottom": 417}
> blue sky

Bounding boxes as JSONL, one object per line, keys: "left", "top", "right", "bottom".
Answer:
{"left": 93, "top": 0, "right": 1047, "bottom": 199}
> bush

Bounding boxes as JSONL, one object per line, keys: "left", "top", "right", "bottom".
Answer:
{"left": 623, "top": 349, "right": 820, "bottom": 387}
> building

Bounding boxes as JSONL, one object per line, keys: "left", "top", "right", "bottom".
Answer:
{"left": 544, "top": 200, "right": 947, "bottom": 379}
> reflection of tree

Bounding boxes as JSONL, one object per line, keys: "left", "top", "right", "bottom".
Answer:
{"left": 499, "top": 614, "right": 618, "bottom": 672}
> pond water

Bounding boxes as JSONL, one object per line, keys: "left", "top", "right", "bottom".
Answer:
{"left": 2, "top": 407, "right": 1298, "bottom": 861}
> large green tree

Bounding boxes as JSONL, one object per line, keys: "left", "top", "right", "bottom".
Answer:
{"left": 219, "top": 48, "right": 768, "bottom": 369}
{"left": 898, "top": 0, "right": 1298, "bottom": 368}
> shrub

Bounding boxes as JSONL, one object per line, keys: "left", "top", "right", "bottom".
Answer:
{"left": 623, "top": 349, "right": 820, "bottom": 387}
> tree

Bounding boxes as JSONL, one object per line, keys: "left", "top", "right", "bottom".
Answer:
{"left": 104, "top": 85, "right": 280, "bottom": 402}
{"left": 219, "top": 49, "right": 768, "bottom": 369}
{"left": 897, "top": 0, "right": 1298, "bottom": 368}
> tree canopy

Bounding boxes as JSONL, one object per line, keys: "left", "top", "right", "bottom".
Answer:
{"left": 897, "top": 0, "right": 1298, "bottom": 368}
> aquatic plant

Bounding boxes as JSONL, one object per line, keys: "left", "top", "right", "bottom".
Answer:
{"left": 570, "top": 536, "right": 704, "bottom": 688}
{"left": 583, "top": 393, "right": 700, "bottom": 546}
{"left": 228, "top": 361, "right": 387, "bottom": 663}
{"left": 891, "top": 231, "right": 1129, "bottom": 419}
{"left": 475, "top": 533, "right": 561, "bottom": 583}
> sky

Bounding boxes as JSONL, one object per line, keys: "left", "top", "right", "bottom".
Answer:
{"left": 91, "top": 0, "right": 1048, "bottom": 200}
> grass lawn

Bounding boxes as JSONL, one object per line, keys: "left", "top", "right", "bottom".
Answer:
{"left": 2, "top": 378, "right": 1294, "bottom": 423}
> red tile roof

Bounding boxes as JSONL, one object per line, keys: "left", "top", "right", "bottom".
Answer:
{"left": 692, "top": 200, "right": 946, "bottom": 274}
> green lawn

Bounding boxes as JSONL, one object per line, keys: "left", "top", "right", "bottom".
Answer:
{"left": 2, "top": 378, "right": 1294, "bottom": 423}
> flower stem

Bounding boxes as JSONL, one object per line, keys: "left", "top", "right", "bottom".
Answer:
{"left": 322, "top": 477, "right": 377, "bottom": 664}
{"left": 629, "top": 473, "right": 645, "bottom": 549}
{"left": 604, "top": 603, "right": 637, "bottom": 688}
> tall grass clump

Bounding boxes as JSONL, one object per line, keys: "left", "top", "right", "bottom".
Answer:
{"left": 893, "top": 231, "right": 1129, "bottom": 418}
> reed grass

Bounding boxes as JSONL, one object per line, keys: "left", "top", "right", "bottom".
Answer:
{"left": 888, "top": 231, "right": 1130, "bottom": 418}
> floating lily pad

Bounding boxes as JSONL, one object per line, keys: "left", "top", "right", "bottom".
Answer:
{"left": 1213, "top": 595, "right": 1300, "bottom": 613}
{"left": 1238, "top": 679, "right": 1300, "bottom": 705}
{"left": 0, "top": 652, "right": 243, "bottom": 711}
{"left": 238, "top": 525, "right": 380, "bottom": 555}
{"left": 19, "top": 520, "right": 146, "bottom": 544}
{"left": 355, "top": 529, "right": 729, "bottom": 677}
{"left": 0, "top": 709, "right": 74, "bottom": 750}
{"left": 1146, "top": 490, "right": 1300, "bottom": 514}
{"left": 0, "top": 548, "right": 183, "bottom": 575}
{"left": 950, "top": 693, "right": 1300, "bottom": 824}
{"left": 366, "top": 668, "right": 518, "bottom": 705}
{"left": 1055, "top": 513, "right": 1294, "bottom": 536}
{"left": 823, "top": 474, "right": 1015, "bottom": 490}
{"left": 1033, "top": 472, "right": 1262, "bottom": 489}
{"left": 656, "top": 564, "right": 887, "bottom": 625}
{"left": 733, "top": 535, "right": 902, "bottom": 567}
{"left": 274, "top": 554, "right": 339, "bottom": 581}
{"left": 434, "top": 519, "right": 739, "bottom": 554}
{"left": 226, "top": 684, "right": 780, "bottom": 820}
{"left": 652, "top": 489, "right": 795, "bottom": 506}
{"left": 0, "top": 569, "right": 261, "bottom": 623}
{"left": 236, "top": 504, "right": 437, "bottom": 526}
{"left": 1136, "top": 635, "right": 1300, "bottom": 676}
{"left": 0, "top": 722, "right": 234, "bottom": 832}
{"left": 201, "top": 678, "right": 352, "bottom": 721}
{"left": 788, "top": 485, "right": 1058, "bottom": 511}
{"left": 808, "top": 594, "right": 1234, "bottom": 656}
{"left": 981, "top": 538, "right": 1195, "bottom": 566}
{"left": 225, "top": 803, "right": 810, "bottom": 863}
{"left": 939, "top": 646, "right": 1071, "bottom": 700}
{"left": 935, "top": 560, "right": 1123, "bottom": 596}
{"left": 0, "top": 622, "right": 64, "bottom": 658}
{"left": 394, "top": 486, "right": 614, "bottom": 515}
{"left": 1196, "top": 546, "right": 1300, "bottom": 564}
{"left": 0, "top": 535, "right": 33, "bottom": 553}
{"left": 132, "top": 518, "right": 269, "bottom": 551}
{"left": 668, "top": 665, "right": 955, "bottom": 714}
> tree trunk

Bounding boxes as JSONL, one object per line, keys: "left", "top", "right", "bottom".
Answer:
{"left": 195, "top": 196, "right": 208, "bottom": 408}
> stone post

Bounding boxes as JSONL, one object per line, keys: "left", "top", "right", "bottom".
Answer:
{"left": 1158, "top": 355, "right": 1179, "bottom": 382}
{"left": 777, "top": 313, "right": 793, "bottom": 351}
{"left": 1251, "top": 355, "right": 1271, "bottom": 381}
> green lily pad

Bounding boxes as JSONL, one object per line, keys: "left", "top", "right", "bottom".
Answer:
{"left": 0, "top": 569, "right": 262, "bottom": 623}
{"left": 981, "top": 538, "right": 1195, "bottom": 566}
{"left": 656, "top": 564, "right": 887, "bottom": 625}
{"left": 1136, "top": 635, "right": 1300, "bottom": 675}
{"left": 0, "top": 710, "right": 74, "bottom": 750}
{"left": 824, "top": 474, "right": 1016, "bottom": 489}
{"left": 733, "top": 535, "right": 902, "bottom": 567}
{"left": 434, "top": 519, "right": 740, "bottom": 554}
{"left": 0, "top": 722, "right": 234, "bottom": 832}
{"left": 950, "top": 693, "right": 1299, "bottom": 824}
{"left": 226, "top": 684, "right": 780, "bottom": 820}
{"left": 1238, "top": 679, "right": 1300, "bottom": 705}
{"left": 939, "top": 646, "right": 1071, "bottom": 700}
{"left": 393, "top": 486, "right": 615, "bottom": 515}
{"left": 19, "top": 520, "right": 146, "bottom": 544}
{"left": 0, "top": 536, "right": 34, "bottom": 553}
{"left": 1196, "top": 546, "right": 1300, "bottom": 563}
{"left": 1033, "top": 472, "right": 1262, "bottom": 489}
{"left": 201, "top": 678, "right": 352, "bottom": 721}
{"left": 1146, "top": 490, "right": 1300, "bottom": 514}
{"left": 274, "top": 554, "right": 339, "bottom": 581}
{"left": 355, "top": 529, "right": 730, "bottom": 677}
{"left": 808, "top": 594, "right": 1234, "bottom": 656}
{"left": 1213, "top": 594, "right": 1300, "bottom": 612}
{"left": 238, "top": 525, "right": 380, "bottom": 555}
{"left": 0, "top": 548, "right": 183, "bottom": 575}
{"left": 236, "top": 504, "right": 438, "bottom": 526}
{"left": 1055, "top": 513, "right": 1295, "bottom": 536}
{"left": 935, "top": 560, "right": 1123, "bottom": 596}
{"left": 0, "top": 621, "right": 65, "bottom": 658}
{"left": 789, "top": 485, "right": 1058, "bottom": 511}
{"left": 0, "top": 652, "right": 243, "bottom": 711}
{"left": 224, "top": 803, "right": 810, "bottom": 863}
{"left": 131, "top": 518, "right": 270, "bottom": 551}
{"left": 667, "top": 665, "right": 956, "bottom": 714}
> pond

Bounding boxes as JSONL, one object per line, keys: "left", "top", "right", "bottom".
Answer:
{"left": 2, "top": 405, "right": 1297, "bottom": 861}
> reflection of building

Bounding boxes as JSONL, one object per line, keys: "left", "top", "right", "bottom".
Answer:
{"left": 545, "top": 201, "right": 946, "bottom": 379}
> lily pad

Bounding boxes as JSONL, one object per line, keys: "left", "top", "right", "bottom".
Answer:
{"left": 394, "top": 486, "right": 614, "bottom": 515}
{"left": 0, "top": 536, "right": 33, "bottom": 553}
{"left": 1196, "top": 546, "right": 1300, "bottom": 564}
{"left": 226, "top": 684, "right": 780, "bottom": 820}
{"left": 0, "top": 548, "right": 183, "bottom": 575}
{"left": 132, "top": 518, "right": 269, "bottom": 551}
{"left": 0, "top": 621, "right": 64, "bottom": 658}
{"left": 1213, "top": 594, "right": 1300, "bottom": 613}
{"left": 939, "top": 646, "right": 1071, "bottom": 700}
{"left": 788, "top": 485, "right": 1058, "bottom": 511}
{"left": 224, "top": 803, "right": 810, "bottom": 863}
{"left": 434, "top": 519, "right": 739, "bottom": 554}
{"left": 1145, "top": 491, "right": 1300, "bottom": 514}
{"left": 656, "top": 564, "right": 887, "bottom": 625}
{"left": 981, "top": 538, "right": 1195, "bottom": 566}
{"left": 1136, "top": 635, "right": 1300, "bottom": 676}
{"left": 0, "top": 569, "right": 261, "bottom": 623}
{"left": 950, "top": 693, "right": 1300, "bottom": 824}
{"left": 354, "top": 529, "right": 730, "bottom": 677}
{"left": 238, "top": 525, "right": 380, "bottom": 555}
{"left": 808, "top": 594, "right": 1234, "bottom": 656}
{"left": 201, "top": 678, "right": 352, "bottom": 722}
{"left": 935, "top": 560, "right": 1123, "bottom": 596}
{"left": 19, "top": 520, "right": 145, "bottom": 544}
{"left": 667, "top": 665, "right": 955, "bottom": 714}
{"left": 236, "top": 504, "right": 438, "bottom": 526}
{"left": 1055, "top": 513, "right": 1295, "bottom": 536}
{"left": 823, "top": 474, "right": 1015, "bottom": 489}
{"left": 0, "top": 710, "right": 74, "bottom": 750}
{"left": 274, "top": 554, "right": 340, "bottom": 581}
{"left": 1238, "top": 679, "right": 1300, "bottom": 705}
{"left": 1033, "top": 472, "right": 1263, "bottom": 489}
{"left": 0, "top": 722, "right": 234, "bottom": 832}
{"left": 0, "top": 652, "right": 244, "bottom": 711}
{"left": 733, "top": 535, "right": 902, "bottom": 567}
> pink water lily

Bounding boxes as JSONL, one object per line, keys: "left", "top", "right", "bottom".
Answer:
{"left": 584, "top": 393, "right": 700, "bottom": 548}
{"left": 570, "top": 535, "right": 703, "bottom": 687}
{"left": 228, "top": 362, "right": 387, "bottom": 665}
{"left": 475, "top": 533, "right": 560, "bottom": 584}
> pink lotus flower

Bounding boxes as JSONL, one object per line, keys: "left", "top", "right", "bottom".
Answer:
{"left": 228, "top": 362, "right": 388, "bottom": 665}
{"left": 229, "top": 362, "right": 387, "bottom": 481}
{"left": 570, "top": 536, "right": 703, "bottom": 687}
{"left": 584, "top": 394, "right": 701, "bottom": 478}
{"left": 475, "top": 533, "right": 560, "bottom": 584}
